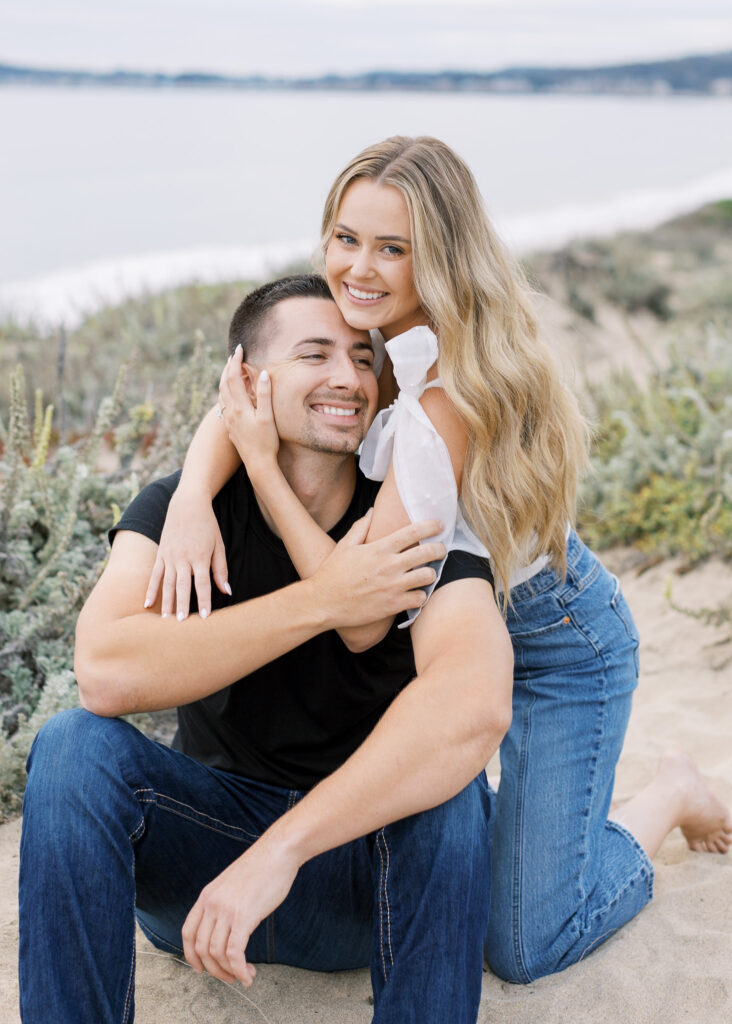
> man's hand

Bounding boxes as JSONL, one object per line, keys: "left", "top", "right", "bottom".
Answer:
{"left": 312, "top": 511, "right": 446, "bottom": 629}
{"left": 182, "top": 831, "right": 300, "bottom": 987}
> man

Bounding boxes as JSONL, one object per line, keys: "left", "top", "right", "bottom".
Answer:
{"left": 19, "top": 275, "right": 513, "bottom": 1023}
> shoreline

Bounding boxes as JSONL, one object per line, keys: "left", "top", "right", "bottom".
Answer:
{"left": 2, "top": 166, "right": 731, "bottom": 329}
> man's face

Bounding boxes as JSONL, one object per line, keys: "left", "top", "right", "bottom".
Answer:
{"left": 250, "top": 296, "right": 378, "bottom": 455}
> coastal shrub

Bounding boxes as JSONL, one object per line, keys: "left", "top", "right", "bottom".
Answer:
{"left": 0, "top": 338, "right": 219, "bottom": 819}
{"left": 579, "top": 327, "right": 732, "bottom": 561}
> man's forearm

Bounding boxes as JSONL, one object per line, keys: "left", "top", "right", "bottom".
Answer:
{"left": 255, "top": 580, "right": 513, "bottom": 866}
{"left": 76, "top": 577, "right": 329, "bottom": 717}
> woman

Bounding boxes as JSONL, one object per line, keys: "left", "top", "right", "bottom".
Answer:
{"left": 148, "top": 136, "right": 731, "bottom": 983}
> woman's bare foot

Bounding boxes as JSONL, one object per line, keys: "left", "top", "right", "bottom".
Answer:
{"left": 660, "top": 750, "right": 732, "bottom": 854}
{"left": 610, "top": 749, "right": 732, "bottom": 859}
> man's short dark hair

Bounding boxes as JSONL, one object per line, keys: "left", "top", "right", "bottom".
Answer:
{"left": 228, "top": 274, "right": 334, "bottom": 360}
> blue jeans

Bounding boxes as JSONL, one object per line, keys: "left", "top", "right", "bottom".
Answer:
{"left": 19, "top": 709, "right": 492, "bottom": 1024}
{"left": 484, "top": 530, "right": 654, "bottom": 982}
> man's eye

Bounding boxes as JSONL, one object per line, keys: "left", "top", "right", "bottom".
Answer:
{"left": 302, "top": 353, "right": 326, "bottom": 360}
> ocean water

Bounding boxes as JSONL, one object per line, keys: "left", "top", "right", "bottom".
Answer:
{"left": 2, "top": 86, "right": 732, "bottom": 324}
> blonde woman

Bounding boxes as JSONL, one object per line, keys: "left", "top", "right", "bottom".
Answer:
{"left": 149, "top": 137, "right": 731, "bottom": 984}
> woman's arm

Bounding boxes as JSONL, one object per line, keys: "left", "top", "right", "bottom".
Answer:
{"left": 144, "top": 407, "right": 241, "bottom": 618}
{"left": 222, "top": 351, "right": 469, "bottom": 652}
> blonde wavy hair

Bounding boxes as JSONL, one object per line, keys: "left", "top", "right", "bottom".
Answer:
{"left": 318, "top": 136, "right": 589, "bottom": 600}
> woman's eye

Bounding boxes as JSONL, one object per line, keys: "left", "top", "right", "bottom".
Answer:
{"left": 383, "top": 244, "right": 404, "bottom": 256}
{"left": 336, "top": 233, "right": 357, "bottom": 246}
{"left": 355, "top": 358, "right": 374, "bottom": 368}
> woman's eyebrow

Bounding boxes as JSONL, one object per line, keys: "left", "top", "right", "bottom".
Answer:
{"left": 335, "top": 222, "right": 410, "bottom": 245}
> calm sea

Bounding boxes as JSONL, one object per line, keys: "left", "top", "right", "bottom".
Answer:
{"left": 2, "top": 86, "right": 732, "bottom": 323}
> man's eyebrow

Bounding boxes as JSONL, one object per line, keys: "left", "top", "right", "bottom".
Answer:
{"left": 292, "top": 337, "right": 374, "bottom": 355}
{"left": 335, "top": 222, "right": 410, "bottom": 245}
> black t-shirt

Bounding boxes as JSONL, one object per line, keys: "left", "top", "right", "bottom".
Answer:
{"left": 111, "top": 465, "right": 493, "bottom": 790}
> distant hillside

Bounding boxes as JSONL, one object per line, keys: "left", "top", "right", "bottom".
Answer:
{"left": 1, "top": 51, "right": 731, "bottom": 95}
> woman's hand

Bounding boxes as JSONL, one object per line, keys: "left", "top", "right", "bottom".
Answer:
{"left": 219, "top": 346, "right": 279, "bottom": 485}
{"left": 144, "top": 488, "right": 230, "bottom": 621}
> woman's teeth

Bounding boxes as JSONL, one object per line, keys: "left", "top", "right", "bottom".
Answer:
{"left": 346, "top": 284, "right": 387, "bottom": 301}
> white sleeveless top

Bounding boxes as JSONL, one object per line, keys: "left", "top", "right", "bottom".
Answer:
{"left": 360, "top": 326, "right": 551, "bottom": 625}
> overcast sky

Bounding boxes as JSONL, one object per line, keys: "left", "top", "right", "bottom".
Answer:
{"left": 2, "top": 0, "right": 731, "bottom": 77}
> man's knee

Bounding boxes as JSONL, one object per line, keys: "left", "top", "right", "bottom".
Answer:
{"left": 25, "top": 708, "right": 132, "bottom": 801}
{"left": 387, "top": 777, "right": 492, "bottom": 881}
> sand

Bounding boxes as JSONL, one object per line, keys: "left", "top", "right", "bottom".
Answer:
{"left": 1, "top": 553, "right": 731, "bottom": 1024}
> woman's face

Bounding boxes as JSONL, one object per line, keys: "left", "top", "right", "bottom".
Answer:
{"left": 325, "top": 179, "right": 426, "bottom": 341}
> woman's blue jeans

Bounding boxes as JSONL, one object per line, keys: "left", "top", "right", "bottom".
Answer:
{"left": 485, "top": 529, "right": 654, "bottom": 982}
{"left": 18, "top": 708, "right": 492, "bottom": 1024}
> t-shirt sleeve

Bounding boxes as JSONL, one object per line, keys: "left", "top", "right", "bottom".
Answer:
{"left": 108, "top": 470, "right": 182, "bottom": 547}
{"left": 433, "top": 549, "right": 494, "bottom": 592}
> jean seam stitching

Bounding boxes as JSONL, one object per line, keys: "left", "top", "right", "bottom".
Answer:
{"left": 122, "top": 905, "right": 136, "bottom": 1021}
{"left": 376, "top": 829, "right": 393, "bottom": 981}
{"left": 382, "top": 830, "right": 394, "bottom": 970}
{"left": 509, "top": 687, "right": 535, "bottom": 984}
{"left": 151, "top": 792, "right": 260, "bottom": 841}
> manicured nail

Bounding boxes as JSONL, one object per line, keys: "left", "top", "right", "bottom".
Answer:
{"left": 235, "top": 344, "right": 242, "bottom": 354}
{"left": 177, "top": 611, "right": 185, "bottom": 622}
{"left": 259, "top": 369, "right": 269, "bottom": 383}
{"left": 143, "top": 598, "right": 152, "bottom": 608}
{"left": 226, "top": 354, "right": 232, "bottom": 364}
{"left": 199, "top": 608, "right": 209, "bottom": 620}
{"left": 162, "top": 612, "right": 170, "bottom": 619}
{"left": 224, "top": 582, "right": 232, "bottom": 596}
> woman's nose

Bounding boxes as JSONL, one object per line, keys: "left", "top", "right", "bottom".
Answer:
{"left": 350, "top": 247, "right": 375, "bottom": 280}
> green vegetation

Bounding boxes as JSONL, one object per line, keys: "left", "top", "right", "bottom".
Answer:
{"left": 578, "top": 329, "right": 732, "bottom": 560}
{"left": 0, "top": 206, "right": 730, "bottom": 817}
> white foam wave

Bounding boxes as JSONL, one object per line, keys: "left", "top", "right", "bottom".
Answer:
{"left": 2, "top": 167, "right": 731, "bottom": 327}
{"left": 501, "top": 166, "right": 732, "bottom": 253}
{"left": 0, "top": 239, "right": 315, "bottom": 328}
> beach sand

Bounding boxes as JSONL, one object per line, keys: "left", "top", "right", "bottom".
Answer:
{"left": 1, "top": 553, "right": 730, "bottom": 1024}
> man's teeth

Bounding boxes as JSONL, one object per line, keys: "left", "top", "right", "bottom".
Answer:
{"left": 347, "top": 284, "right": 387, "bottom": 300}
{"left": 322, "top": 406, "right": 356, "bottom": 417}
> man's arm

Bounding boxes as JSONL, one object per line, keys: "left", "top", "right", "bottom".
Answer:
{"left": 182, "top": 575, "right": 513, "bottom": 985}
{"left": 75, "top": 517, "right": 446, "bottom": 718}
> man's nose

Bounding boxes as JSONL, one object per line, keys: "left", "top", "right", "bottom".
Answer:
{"left": 328, "top": 352, "right": 361, "bottom": 389}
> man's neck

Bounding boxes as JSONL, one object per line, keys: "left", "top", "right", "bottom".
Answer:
{"left": 255, "top": 446, "right": 358, "bottom": 537}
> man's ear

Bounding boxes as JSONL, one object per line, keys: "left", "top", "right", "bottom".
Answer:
{"left": 241, "top": 362, "right": 260, "bottom": 407}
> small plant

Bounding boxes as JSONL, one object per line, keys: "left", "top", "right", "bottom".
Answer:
{"left": 579, "top": 328, "right": 732, "bottom": 562}
{"left": 0, "top": 337, "right": 219, "bottom": 819}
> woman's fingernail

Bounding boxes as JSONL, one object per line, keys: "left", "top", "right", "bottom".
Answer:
{"left": 224, "top": 582, "right": 232, "bottom": 596}
{"left": 200, "top": 608, "right": 209, "bottom": 620}
{"left": 259, "top": 369, "right": 269, "bottom": 382}
{"left": 143, "top": 598, "right": 152, "bottom": 608}
{"left": 162, "top": 612, "right": 170, "bottom": 619}
{"left": 177, "top": 611, "right": 185, "bottom": 622}
{"left": 235, "top": 344, "right": 242, "bottom": 354}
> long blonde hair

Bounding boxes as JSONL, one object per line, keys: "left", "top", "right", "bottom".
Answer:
{"left": 319, "top": 136, "right": 589, "bottom": 599}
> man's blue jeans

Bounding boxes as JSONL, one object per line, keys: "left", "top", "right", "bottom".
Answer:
{"left": 18, "top": 709, "right": 493, "bottom": 1024}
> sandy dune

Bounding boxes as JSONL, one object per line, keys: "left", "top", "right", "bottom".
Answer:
{"left": 2, "top": 554, "right": 730, "bottom": 1023}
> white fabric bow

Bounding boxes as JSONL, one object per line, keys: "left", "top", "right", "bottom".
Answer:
{"left": 360, "top": 326, "right": 489, "bottom": 626}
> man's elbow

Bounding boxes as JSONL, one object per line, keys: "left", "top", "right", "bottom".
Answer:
{"left": 74, "top": 648, "right": 129, "bottom": 719}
